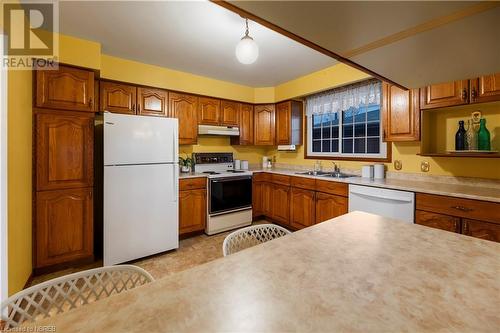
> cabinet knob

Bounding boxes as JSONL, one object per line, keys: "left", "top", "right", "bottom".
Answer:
{"left": 132, "top": 104, "right": 136, "bottom": 112}
{"left": 451, "top": 205, "right": 472, "bottom": 212}
{"left": 461, "top": 89, "right": 467, "bottom": 101}
{"left": 463, "top": 220, "right": 469, "bottom": 234}
{"left": 471, "top": 89, "right": 477, "bottom": 102}
{"left": 88, "top": 98, "right": 93, "bottom": 108}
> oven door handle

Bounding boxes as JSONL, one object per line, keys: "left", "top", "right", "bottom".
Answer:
{"left": 210, "top": 176, "right": 252, "bottom": 183}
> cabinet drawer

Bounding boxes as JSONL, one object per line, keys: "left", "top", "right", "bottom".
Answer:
{"left": 315, "top": 180, "right": 348, "bottom": 197}
{"left": 416, "top": 193, "right": 500, "bottom": 224}
{"left": 179, "top": 177, "right": 207, "bottom": 191}
{"left": 291, "top": 176, "right": 315, "bottom": 190}
{"left": 462, "top": 219, "right": 500, "bottom": 243}
{"left": 271, "top": 174, "right": 291, "bottom": 186}
{"left": 415, "top": 210, "right": 460, "bottom": 233}
{"left": 253, "top": 172, "right": 271, "bottom": 182}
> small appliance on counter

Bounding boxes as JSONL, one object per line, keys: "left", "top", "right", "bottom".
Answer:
{"left": 241, "top": 160, "right": 249, "bottom": 170}
{"left": 193, "top": 153, "right": 252, "bottom": 235}
{"left": 361, "top": 165, "right": 373, "bottom": 178}
{"left": 374, "top": 164, "right": 385, "bottom": 179}
{"left": 234, "top": 159, "right": 241, "bottom": 170}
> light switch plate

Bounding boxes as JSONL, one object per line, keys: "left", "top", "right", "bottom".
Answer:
{"left": 421, "top": 161, "right": 430, "bottom": 172}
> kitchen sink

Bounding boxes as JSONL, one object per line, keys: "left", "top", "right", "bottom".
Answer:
{"left": 295, "top": 171, "right": 331, "bottom": 176}
{"left": 320, "top": 173, "right": 358, "bottom": 179}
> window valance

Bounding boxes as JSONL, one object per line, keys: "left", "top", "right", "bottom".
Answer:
{"left": 306, "top": 80, "right": 381, "bottom": 116}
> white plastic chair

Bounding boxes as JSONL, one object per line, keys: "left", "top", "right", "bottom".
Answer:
{"left": 223, "top": 224, "right": 291, "bottom": 256}
{"left": 0, "top": 265, "right": 154, "bottom": 329}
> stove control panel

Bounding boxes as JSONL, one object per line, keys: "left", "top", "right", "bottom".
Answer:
{"left": 193, "top": 152, "right": 234, "bottom": 165}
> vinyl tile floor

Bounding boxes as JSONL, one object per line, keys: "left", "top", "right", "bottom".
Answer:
{"left": 30, "top": 220, "right": 267, "bottom": 287}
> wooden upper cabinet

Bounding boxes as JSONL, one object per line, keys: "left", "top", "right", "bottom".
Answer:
{"left": 36, "top": 187, "right": 93, "bottom": 268}
{"left": 169, "top": 92, "right": 198, "bottom": 145}
{"left": 462, "top": 219, "right": 500, "bottom": 243}
{"left": 100, "top": 81, "right": 137, "bottom": 115}
{"left": 382, "top": 83, "right": 420, "bottom": 141}
{"left": 290, "top": 188, "right": 315, "bottom": 230}
{"left": 415, "top": 210, "right": 460, "bottom": 233}
{"left": 276, "top": 100, "right": 303, "bottom": 145}
{"left": 198, "top": 97, "right": 221, "bottom": 125}
{"left": 36, "top": 65, "right": 95, "bottom": 112}
{"left": 179, "top": 188, "right": 206, "bottom": 235}
{"left": 35, "top": 112, "right": 94, "bottom": 191}
{"left": 220, "top": 100, "right": 240, "bottom": 126}
{"left": 254, "top": 104, "right": 276, "bottom": 145}
{"left": 137, "top": 87, "right": 168, "bottom": 117}
{"left": 231, "top": 103, "right": 254, "bottom": 145}
{"left": 420, "top": 80, "right": 469, "bottom": 109}
{"left": 315, "top": 192, "right": 347, "bottom": 224}
{"left": 470, "top": 73, "right": 500, "bottom": 103}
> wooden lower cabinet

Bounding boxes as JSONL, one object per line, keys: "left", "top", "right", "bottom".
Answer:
{"left": 290, "top": 188, "right": 315, "bottom": 229}
{"left": 262, "top": 182, "right": 273, "bottom": 217}
{"left": 415, "top": 210, "right": 460, "bottom": 233}
{"left": 271, "top": 184, "right": 290, "bottom": 226}
{"left": 252, "top": 181, "right": 263, "bottom": 217}
{"left": 462, "top": 219, "right": 500, "bottom": 243}
{"left": 179, "top": 188, "right": 206, "bottom": 235}
{"left": 36, "top": 188, "right": 93, "bottom": 268}
{"left": 315, "top": 192, "right": 348, "bottom": 224}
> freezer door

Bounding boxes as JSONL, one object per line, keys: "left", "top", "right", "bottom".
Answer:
{"left": 104, "top": 164, "right": 179, "bottom": 265}
{"left": 104, "top": 112, "right": 178, "bottom": 165}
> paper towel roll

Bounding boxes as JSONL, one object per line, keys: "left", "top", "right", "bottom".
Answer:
{"left": 234, "top": 160, "right": 241, "bottom": 170}
{"left": 362, "top": 165, "right": 374, "bottom": 178}
{"left": 241, "top": 160, "right": 249, "bottom": 170}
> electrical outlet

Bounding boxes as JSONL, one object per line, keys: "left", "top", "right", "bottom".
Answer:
{"left": 394, "top": 160, "right": 402, "bottom": 170}
{"left": 421, "top": 161, "right": 430, "bottom": 172}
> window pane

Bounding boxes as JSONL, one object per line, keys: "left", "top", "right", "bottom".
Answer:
{"left": 367, "top": 137, "right": 380, "bottom": 153}
{"left": 312, "top": 140, "right": 321, "bottom": 152}
{"left": 322, "top": 114, "right": 332, "bottom": 127}
{"left": 313, "top": 128, "right": 321, "bottom": 140}
{"left": 343, "top": 124, "right": 353, "bottom": 137}
{"left": 322, "top": 126, "right": 331, "bottom": 139}
{"left": 367, "top": 122, "right": 380, "bottom": 137}
{"left": 355, "top": 108, "right": 366, "bottom": 122}
{"left": 313, "top": 115, "right": 321, "bottom": 127}
{"left": 354, "top": 123, "right": 365, "bottom": 137}
{"left": 331, "top": 139, "right": 339, "bottom": 152}
{"left": 332, "top": 126, "right": 339, "bottom": 138}
{"left": 367, "top": 107, "right": 380, "bottom": 121}
{"left": 343, "top": 139, "right": 353, "bottom": 153}
{"left": 343, "top": 109, "right": 353, "bottom": 124}
{"left": 354, "top": 138, "right": 366, "bottom": 153}
{"left": 322, "top": 140, "right": 331, "bottom": 152}
{"left": 332, "top": 112, "right": 339, "bottom": 126}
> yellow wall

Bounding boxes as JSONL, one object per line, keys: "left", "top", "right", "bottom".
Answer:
{"left": 180, "top": 137, "right": 268, "bottom": 163}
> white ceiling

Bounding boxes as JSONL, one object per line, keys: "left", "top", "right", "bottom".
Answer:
{"left": 59, "top": 1, "right": 336, "bottom": 87}
{"left": 228, "top": 1, "right": 500, "bottom": 88}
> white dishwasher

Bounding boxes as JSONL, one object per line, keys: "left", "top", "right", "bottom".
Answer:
{"left": 348, "top": 184, "right": 415, "bottom": 223}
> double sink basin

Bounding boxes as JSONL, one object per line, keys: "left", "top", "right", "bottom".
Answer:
{"left": 295, "top": 171, "right": 358, "bottom": 179}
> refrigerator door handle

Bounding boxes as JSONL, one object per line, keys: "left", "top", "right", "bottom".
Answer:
{"left": 173, "top": 166, "right": 178, "bottom": 202}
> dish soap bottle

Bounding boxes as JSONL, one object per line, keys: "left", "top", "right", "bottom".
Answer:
{"left": 477, "top": 118, "right": 491, "bottom": 151}
{"left": 455, "top": 120, "right": 466, "bottom": 151}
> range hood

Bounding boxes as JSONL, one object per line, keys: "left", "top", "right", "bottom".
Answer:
{"left": 277, "top": 145, "right": 297, "bottom": 151}
{"left": 198, "top": 125, "right": 240, "bottom": 136}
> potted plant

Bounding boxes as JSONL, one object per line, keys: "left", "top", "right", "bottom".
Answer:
{"left": 179, "top": 155, "right": 194, "bottom": 173}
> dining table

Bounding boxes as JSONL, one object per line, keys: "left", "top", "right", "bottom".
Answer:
{"left": 26, "top": 211, "right": 500, "bottom": 332}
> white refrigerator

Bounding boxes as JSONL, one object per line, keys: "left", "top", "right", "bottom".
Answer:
{"left": 103, "top": 112, "right": 179, "bottom": 265}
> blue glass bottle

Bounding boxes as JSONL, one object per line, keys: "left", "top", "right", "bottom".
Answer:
{"left": 455, "top": 120, "right": 466, "bottom": 151}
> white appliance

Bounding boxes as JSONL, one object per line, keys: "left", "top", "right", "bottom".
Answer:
{"left": 198, "top": 124, "right": 240, "bottom": 136}
{"left": 277, "top": 145, "right": 297, "bottom": 151}
{"left": 193, "top": 153, "right": 252, "bottom": 235}
{"left": 104, "top": 113, "right": 179, "bottom": 265}
{"left": 348, "top": 184, "right": 415, "bottom": 223}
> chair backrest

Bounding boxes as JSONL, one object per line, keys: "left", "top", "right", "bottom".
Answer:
{"left": 0, "top": 265, "right": 154, "bottom": 329}
{"left": 223, "top": 224, "right": 291, "bottom": 256}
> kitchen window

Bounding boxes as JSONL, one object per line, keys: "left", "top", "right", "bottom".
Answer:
{"left": 306, "top": 80, "right": 388, "bottom": 160}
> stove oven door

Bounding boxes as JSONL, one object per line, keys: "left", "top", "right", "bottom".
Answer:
{"left": 209, "top": 176, "right": 252, "bottom": 215}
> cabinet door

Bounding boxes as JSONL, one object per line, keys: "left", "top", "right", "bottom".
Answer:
{"left": 315, "top": 192, "right": 347, "bottom": 224}
{"left": 100, "top": 81, "right": 137, "bottom": 114}
{"left": 470, "top": 73, "right": 500, "bottom": 103}
{"left": 36, "top": 65, "right": 95, "bottom": 112}
{"left": 36, "top": 113, "right": 94, "bottom": 191}
{"left": 198, "top": 97, "right": 220, "bottom": 125}
{"left": 137, "top": 87, "right": 168, "bottom": 117}
{"left": 276, "top": 101, "right": 291, "bottom": 145}
{"left": 420, "top": 80, "right": 469, "bottom": 109}
{"left": 169, "top": 92, "right": 198, "bottom": 145}
{"left": 252, "top": 181, "right": 263, "bottom": 217}
{"left": 271, "top": 184, "right": 290, "bottom": 225}
{"left": 220, "top": 100, "right": 240, "bottom": 126}
{"left": 231, "top": 103, "right": 254, "bottom": 145}
{"left": 415, "top": 210, "right": 460, "bottom": 233}
{"left": 254, "top": 104, "right": 275, "bottom": 145}
{"left": 179, "top": 189, "right": 207, "bottom": 235}
{"left": 462, "top": 219, "right": 500, "bottom": 243}
{"left": 36, "top": 188, "right": 93, "bottom": 268}
{"left": 382, "top": 83, "right": 420, "bottom": 141}
{"left": 262, "top": 182, "right": 273, "bottom": 217}
{"left": 290, "top": 187, "right": 315, "bottom": 230}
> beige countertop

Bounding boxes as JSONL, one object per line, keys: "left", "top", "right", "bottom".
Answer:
{"left": 178, "top": 172, "right": 208, "bottom": 179}
{"left": 29, "top": 211, "right": 500, "bottom": 332}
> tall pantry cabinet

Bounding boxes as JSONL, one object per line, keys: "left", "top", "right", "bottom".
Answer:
{"left": 34, "top": 65, "right": 95, "bottom": 271}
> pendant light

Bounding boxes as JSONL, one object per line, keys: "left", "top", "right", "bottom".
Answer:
{"left": 235, "top": 18, "right": 259, "bottom": 65}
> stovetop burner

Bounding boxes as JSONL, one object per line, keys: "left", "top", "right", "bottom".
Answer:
{"left": 202, "top": 171, "right": 220, "bottom": 175}
{"left": 226, "top": 170, "right": 245, "bottom": 173}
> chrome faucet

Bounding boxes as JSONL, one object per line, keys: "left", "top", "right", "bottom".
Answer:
{"left": 332, "top": 162, "right": 340, "bottom": 174}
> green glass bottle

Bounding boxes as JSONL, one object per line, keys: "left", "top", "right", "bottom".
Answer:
{"left": 477, "top": 118, "right": 490, "bottom": 151}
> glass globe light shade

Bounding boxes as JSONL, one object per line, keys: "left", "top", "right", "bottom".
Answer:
{"left": 235, "top": 36, "right": 259, "bottom": 65}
